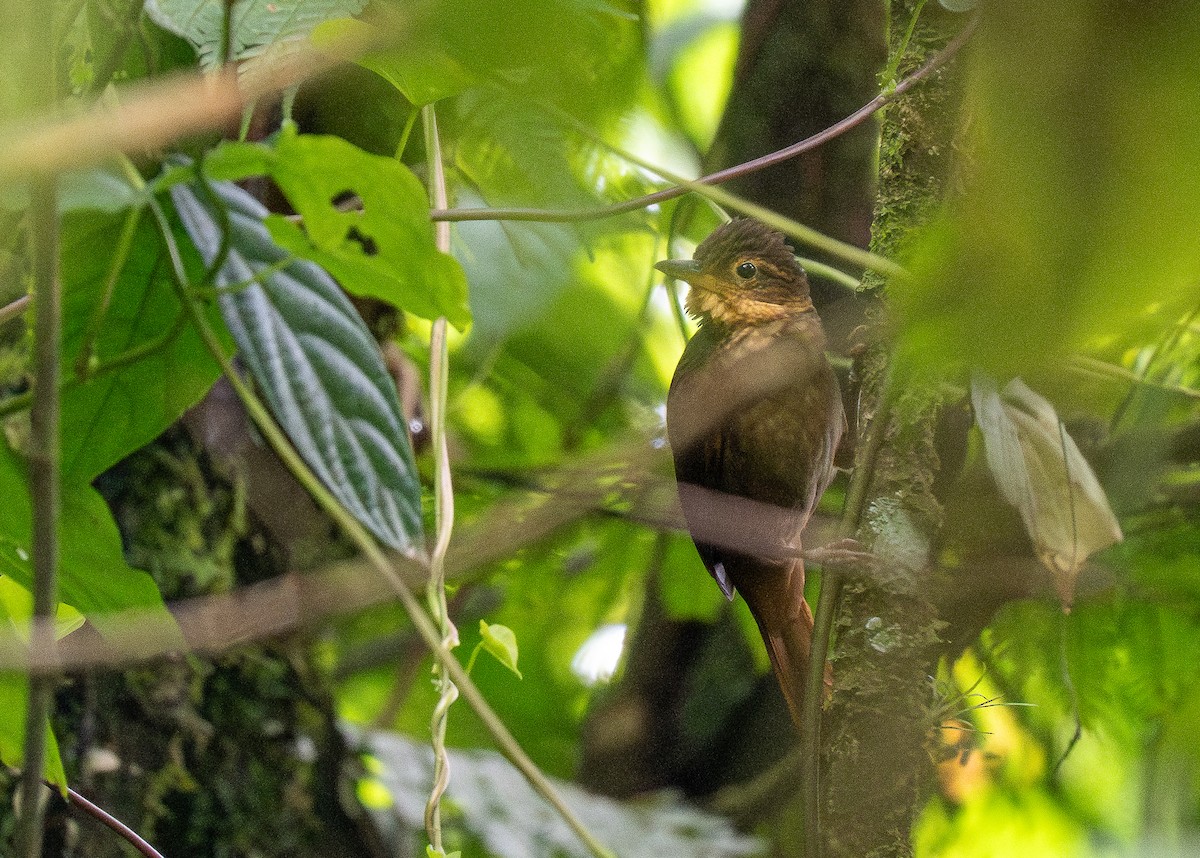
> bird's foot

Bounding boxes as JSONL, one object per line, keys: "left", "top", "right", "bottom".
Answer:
{"left": 802, "top": 537, "right": 873, "bottom": 570}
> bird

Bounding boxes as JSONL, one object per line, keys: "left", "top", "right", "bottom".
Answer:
{"left": 658, "top": 218, "right": 846, "bottom": 731}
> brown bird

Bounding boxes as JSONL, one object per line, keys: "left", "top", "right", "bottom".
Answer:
{"left": 659, "top": 219, "right": 845, "bottom": 730}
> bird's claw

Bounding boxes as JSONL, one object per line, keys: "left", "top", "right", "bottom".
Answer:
{"left": 802, "top": 537, "right": 873, "bottom": 569}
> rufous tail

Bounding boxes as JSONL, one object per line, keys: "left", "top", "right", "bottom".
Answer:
{"left": 736, "top": 558, "right": 826, "bottom": 732}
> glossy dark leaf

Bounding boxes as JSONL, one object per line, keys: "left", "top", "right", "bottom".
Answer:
{"left": 170, "top": 179, "right": 426, "bottom": 558}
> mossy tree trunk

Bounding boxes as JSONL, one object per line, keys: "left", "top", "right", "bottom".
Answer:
{"left": 820, "top": 5, "right": 969, "bottom": 856}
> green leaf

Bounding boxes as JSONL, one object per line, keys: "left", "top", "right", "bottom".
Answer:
{"left": 205, "top": 130, "right": 471, "bottom": 329}
{"left": 170, "top": 178, "right": 426, "bottom": 557}
{"left": 59, "top": 167, "right": 143, "bottom": 213}
{"left": 144, "top": 0, "right": 365, "bottom": 69}
{"left": 0, "top": 674, "right": 67, "bottom": 792}
{"left": 59, "top": 206, "right": 224, "bottom": 483}
{"left": 0, "top": 441, "right": 179, "bottom": 642}
{"left": 0, "top": 577, "right": 85, "bottom": 641}
{"left": 311, "top": 18, "right": 477, "bottom": 107}
{"left": 0, "top": 577, "right": 80, "bottom": 791}
{"left": 479, "top": 620, "right": 522, "bottom": 679}
{"left": 198, "top": 142, "right": 273, "bottom": 183}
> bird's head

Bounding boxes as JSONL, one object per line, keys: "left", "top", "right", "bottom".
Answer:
{"left": 656, "top": 220, "right": 813, "bottom": 326}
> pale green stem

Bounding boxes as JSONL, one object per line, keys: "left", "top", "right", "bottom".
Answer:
{"left": 75, "top": 202, "right": 143, "bottom": 379}
{"left": 421, "top": 102, "right": 459, "bottom": 856}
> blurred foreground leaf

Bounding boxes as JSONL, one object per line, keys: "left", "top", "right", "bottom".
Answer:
{"left": 145, "top": 0, "right": 365, "bottom": 68}
{"left": 896, "top": 1, "right": 1200, "bottom": 373}
{"left": 312, "top": 17, "right": 477, "bottom": 106}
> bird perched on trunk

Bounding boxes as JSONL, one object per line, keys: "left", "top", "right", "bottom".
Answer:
{"left": 658, "top": 219, "right": 845, "bottom": 731}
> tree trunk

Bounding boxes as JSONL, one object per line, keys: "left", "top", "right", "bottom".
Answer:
{"left": 821, "top": 5, "right": 970, "bottom": 856}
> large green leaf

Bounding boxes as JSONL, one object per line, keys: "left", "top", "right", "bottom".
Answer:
{"left": 205, "top": 128, "right": 471, "bottom": 329}
{"left": 170, "top": 179, "right": 426, "bottom": 558}
{"left": 60, "top": 206, "right": 224, "bottom": 483}
{"left": 0, "top": 441, "right": 177, "bottom": 639}
{"left": 144, "top": 0, "right": 365, "bottom": 69}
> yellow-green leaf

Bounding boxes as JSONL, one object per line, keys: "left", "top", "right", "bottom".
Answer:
{"left": 479, "top": 620, "right": 522, "bottom": 679}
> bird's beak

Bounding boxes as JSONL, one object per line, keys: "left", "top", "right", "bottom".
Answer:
{"left": 655, "top": 258, "right": 703, "bottom": 283}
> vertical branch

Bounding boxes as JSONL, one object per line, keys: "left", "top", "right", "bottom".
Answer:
{"left": 16, "top": 178, "right": 61, "bottom": 858}
{"left": 421, "top": 103, "right": 460, "bottom": 855}
{"left": 15, "top": 4, "right": 62, "bottom": 850}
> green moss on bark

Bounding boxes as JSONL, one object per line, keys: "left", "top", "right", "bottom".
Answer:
{"left": 821, "top": 4, "right": 970, "bottom": 856}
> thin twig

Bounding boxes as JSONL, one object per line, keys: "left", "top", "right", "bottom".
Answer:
{"left": 557, "top": 110, "right": 904, "bottom": 279}
{"left": 1052, "top": 613, "right": 1082, "bottom": 778}
{"left": 16, "top": 179, "right": 60, "bottom": 858}
{"left": 0, "top": 294, "right": 31, "bottom": 326}
{"left": 61, "top": 785, "right": 165, "bottom": 858}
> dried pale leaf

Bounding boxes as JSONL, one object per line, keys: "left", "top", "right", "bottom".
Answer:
{"left": 971, "top": 375, "right": 1123, "bottom": 609}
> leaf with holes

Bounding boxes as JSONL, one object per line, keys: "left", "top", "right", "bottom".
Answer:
{"left": 203, "top": 129, "right": 471, "bottom": 329}
{"left": 170, "top": 178, "right": 426, "bottom": 558}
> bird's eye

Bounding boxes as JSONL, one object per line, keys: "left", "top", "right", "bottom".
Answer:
{"left": 735, "top": 261, "right": 757, "bottom": 279}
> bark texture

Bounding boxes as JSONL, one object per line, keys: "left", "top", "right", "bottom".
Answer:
{"left": 821, "top": 5, "right": 970, "bottom": 856}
